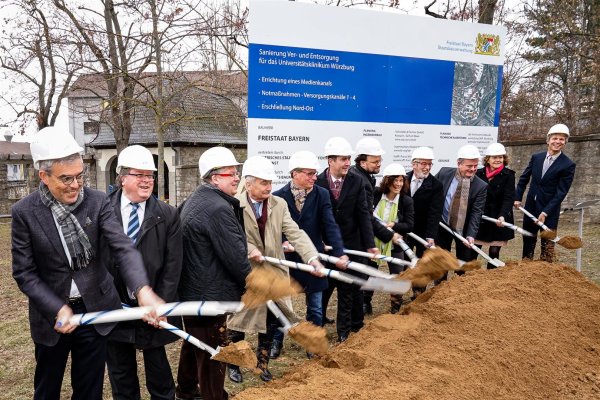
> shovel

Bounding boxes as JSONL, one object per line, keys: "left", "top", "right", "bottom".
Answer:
{"left": 438, "top": 222, "right": 505, "bottom": 267}
{"left": 318, "top": 253, "right": 400, "bottom": 279}
{"left": 266, "top": 300, "right": 328, "bottom": 354}
{"left": 374, "top": 216, "right": 418, "bottom": 266}
{"left": 112, "top": 305, "right": 257, "bottom": 368}
{"left": 262, "top": 256, "right": 411, "bottom": 295}
{"left": 407, "top": 232, "right": 480, "bottom": 271}
{"left": 69, "top": 301, "right": 244, "bottom": 326}
{"left": 518, "top": 206, "right": 583, "bottom": 249}
{"left": 319, "top": 245, "right": 411, "bottom": 268}
{"left": 482, "top": 215, "right": 534, "bottom": 237}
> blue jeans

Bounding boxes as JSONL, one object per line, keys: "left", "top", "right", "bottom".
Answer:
{"left": 273, "top": 291, "right": 323, "bottom": 343}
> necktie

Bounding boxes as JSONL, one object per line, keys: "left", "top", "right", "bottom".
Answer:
{"left": 449, "top": 180, "right": 463, "bottom": 229}
{"left": 254, "top": 202, "right": 262, "bottom": 218}
{"left": 411, "top": 179, "right": 422, "bottom": 196}
{"left": 542, "top": 155, "right": 553, "bottom": 177}
{"left": 127, "top": 203, "right": 140, "bottom": 243}
{"left": 332, "top": 179, "right": 341, "bottom": 200}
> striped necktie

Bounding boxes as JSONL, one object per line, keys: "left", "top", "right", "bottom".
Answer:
{"left": 127, "top": 202, "right": 141, "bottom": 243}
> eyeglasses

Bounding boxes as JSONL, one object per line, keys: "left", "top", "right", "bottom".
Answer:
{"left": 214, "top": 172, "right": 240, "bottom": 178}
{"left": 127, "top": 173, "right": 156, "bottom": 181}
{"left": 299, "top": 170, "right": 317, "bottom": 177}
{"left": 414, "top": 161, "right": 433, "bottom": 167}
{"left": 52, "top": 173, "right": 85, "bottom": 186}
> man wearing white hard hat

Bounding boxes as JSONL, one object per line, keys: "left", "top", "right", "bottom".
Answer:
{"left": 316, "top": 137, "right": 377, "bottom": 342}
{"left": 12, "top": 127, "right": 163, "bottom": 400}
{"left": 474, "top": 143, "right": 516, "bottom": 268}
{"left": 436, "top": 144, "right": 487, "bottom": 262}
{"left": 227, "top": 155, "right": 323, "bottom": 382}
{"left": 514, "top": 124, "right": 576, "bottom": 261}
{"left": 104, "top": 145, "right": 183, "bottom": 400}
{"left": 176, "top": 146, "right": 251, "bottom": 400}
{"left": 270, "top": 151, "right": 347, "bottom": 358}
{"left": 351, "top": 137, "right": 401, "bottom": 315}
{"left": 406, "top": 146, "right": 444, "bottom": 256}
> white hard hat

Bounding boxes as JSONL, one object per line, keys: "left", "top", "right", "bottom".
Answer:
{"left": 411, "top": 146, "right": 435, "bottom": 160}
{"left": 355, "top": 137, "right": 385, "bottom": 156}
{"left": 324, "top": 137, "right": 354, "bottom": 156}
{"left": 547, "top": 124, "right": 570, "bottom": 137}
{"left": 382, "top": 163, "right": 406, "bottom": 177}
{"left": 30, "top": 126, "right": 83, "bottom": 170}
{"left": 242, "top": 156, "right": 277, "bottom": 181}
{"left": 457, "top": 144, "right": 481, "bottom": 160}
{"left": 288, "top": 150, "right": 321, "bottom": 172}
{"left": 116, "top": 145, "right": 157, "bottom": 173}
{"left": 485, "top": 143, "right": 506, "bottom": 156}
{"left": 198, "top": 146, "right": 241, "bottom": 178}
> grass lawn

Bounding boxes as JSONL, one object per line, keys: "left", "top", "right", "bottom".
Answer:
{"left": 1, "top": 217, "right": 598, "bottom": 399}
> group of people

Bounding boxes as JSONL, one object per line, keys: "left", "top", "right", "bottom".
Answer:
{"left": 11, "top": 123, "right": 575, "bottom": 400}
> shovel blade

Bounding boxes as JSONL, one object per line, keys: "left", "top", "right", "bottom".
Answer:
{"left": 360, "top": 277, "right": 412, "bottom": 294}
{"left": 490, "top": 258, "right": 505, "bottom": 267}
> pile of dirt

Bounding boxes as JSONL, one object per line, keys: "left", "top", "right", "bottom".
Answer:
{"left": 288, "top": 321, "right": 328, "bottom": 355}
{"left": 235, "top": 261, "right": 600, "bottom": 399}
{"left": 242, "top": 266, "right": 301, "bottom": 309}
{"left": 212, "top": 340, "right": 257, "bottom": 369}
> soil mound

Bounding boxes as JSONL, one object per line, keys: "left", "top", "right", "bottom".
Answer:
{"left": 235, "top": 261, "right": 600, "bottom": 400}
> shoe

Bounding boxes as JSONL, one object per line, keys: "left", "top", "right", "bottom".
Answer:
{"left": 338, "top": 332, "right": 349, "bottom": 342}
{"left": 269, "top": 339, "right": 283, "bottom": 359}
{"left": 259, "top": 367, "right": 273, "bottom": 382}
{"left": 390, "top": 303, "right": 400, "bottom": 314}
{"left": 228, "top": 365, "right": 243, "bottom": 383}
{"left": 363, "top": 302, "right": 373, "bottom": 315}
{"left": 323, "top": 316, "right": 335, "bottom": 325}
{"left": 306, "top": 351, "right": 314, "bottom": 359}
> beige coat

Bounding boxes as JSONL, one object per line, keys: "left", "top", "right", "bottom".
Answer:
{"left": 227, "top": 193, "right": 318, "bottom": 333}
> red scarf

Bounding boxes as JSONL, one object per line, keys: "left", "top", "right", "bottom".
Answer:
{"left": 486, "top": 164, "right": 504, "bottom": 180}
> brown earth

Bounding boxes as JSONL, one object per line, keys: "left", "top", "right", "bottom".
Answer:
{"left": 288, "top": 321, "right": 328, "bottom": 355}
{"left": 234, "top": 261, "right": 600, "bottom": 400}
{"left": 241, "top": 266, "right": 301, "bottom": 309}
{"left": 557, "top": 235, "right": 584, "bottom": 249}
{"left": 212, "top": 340, "right": 257, "bottom": 369}
{"left": 398, "top": 247, "right": 459, "bottom": 287}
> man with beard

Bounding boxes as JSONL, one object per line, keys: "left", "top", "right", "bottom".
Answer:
{"left": 351, "top": 137, "right": 400, "bottom": 314}
{"left": 406, "top": 147, "right": 444, "bottom": 256}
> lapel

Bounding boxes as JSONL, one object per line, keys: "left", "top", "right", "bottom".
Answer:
{"left": 137, "top": 196, "right": 159, "bottom": 243}
{"left": 541, "top": 152, "right": 564, "bottom": 182}
{"left": 239, "top": 192, "right": 259, "bottom": 228}
{"left": 442, "top": 168, "right": 455, "bottom": 196}
{"left": 32, "top": 194, "right": 70, "bottom": 263}
{"left": 337, "top": 171, "right": 353, "bottom": 205}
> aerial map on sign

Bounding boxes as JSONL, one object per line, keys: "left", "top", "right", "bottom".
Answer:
{"left": 451, "top": 62, "right": 499, "bottom": 126}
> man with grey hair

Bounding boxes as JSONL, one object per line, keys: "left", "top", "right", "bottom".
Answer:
{"left": 176, "top": 146, "right": 251, "bottom": 400}
{"left": 12, "top": 127, "right": 163, "bottom": 400}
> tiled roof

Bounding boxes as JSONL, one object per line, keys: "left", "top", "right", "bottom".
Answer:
{"left": 88, "top": 84, "right": 246, "bottom": 147}
{"left": 0, "top": 141, "right": 31, "bottom": 157}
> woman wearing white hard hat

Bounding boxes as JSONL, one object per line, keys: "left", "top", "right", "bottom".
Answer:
{"left": 474, "top": 143, "right": 516, "bottom": 268}
{"left": 373, "top": 163, "right": 414, "bottom": 314}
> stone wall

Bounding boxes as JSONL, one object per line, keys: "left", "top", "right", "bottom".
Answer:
{"left": 505, "top": 134, "right": 600, "bottom": 224}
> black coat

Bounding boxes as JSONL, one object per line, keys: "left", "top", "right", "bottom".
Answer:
{"left": 350, "top": 165, "right": 394, "bottom": 243}
{"left": 178, "top": 184, "right": 251, "bottom": 302}
{"left": 475, "top": 167, "right": 516, "bottom": 242}
{"left": 105, "top": 190, "right": 183, "bottom": 349}
{"left": 316, "top": 168, "right": 375, "bottom": 252}
{"left": 273, "top": 183, "right": 344, "bottom": 293}
{"left": 406, "top": 171, "right": 444, "bottom": 241}
{"left": 373, "top": 189, "right": 415, "bottom": 254}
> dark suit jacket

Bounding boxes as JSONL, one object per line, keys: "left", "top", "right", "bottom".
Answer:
{"left": 316, "top": 168, "right": 375, "bottom": 252}
{"left": 475, "top": 167, "right": 516, "bottom": 242}
{"left": 350, "top": 165, "right": 394, "bottom": 243}
{"left": 106, "top": 190, "right": 183, "bottom": 349}
{"left": 273, "top": 183, "right": 344, "bottom": 293}
{"left": 11, "top": 187, "right": 148, "bottom": 346}
{"left": 406, "top": 171, "right": 444, "bottom": 241}
{"left": 436, "top": 167, "right": 487, "bottom": 239}
{"left": 515, "top": 151, "right": 576, "bottom": 229}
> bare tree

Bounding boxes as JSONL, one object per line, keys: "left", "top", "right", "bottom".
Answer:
{"left": 0, "top": 0, "right": 80, "bottom": 131}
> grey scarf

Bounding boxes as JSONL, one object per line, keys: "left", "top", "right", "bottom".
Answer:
{"left": 39, "top": 182, "right": 94, "bottom": 271}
